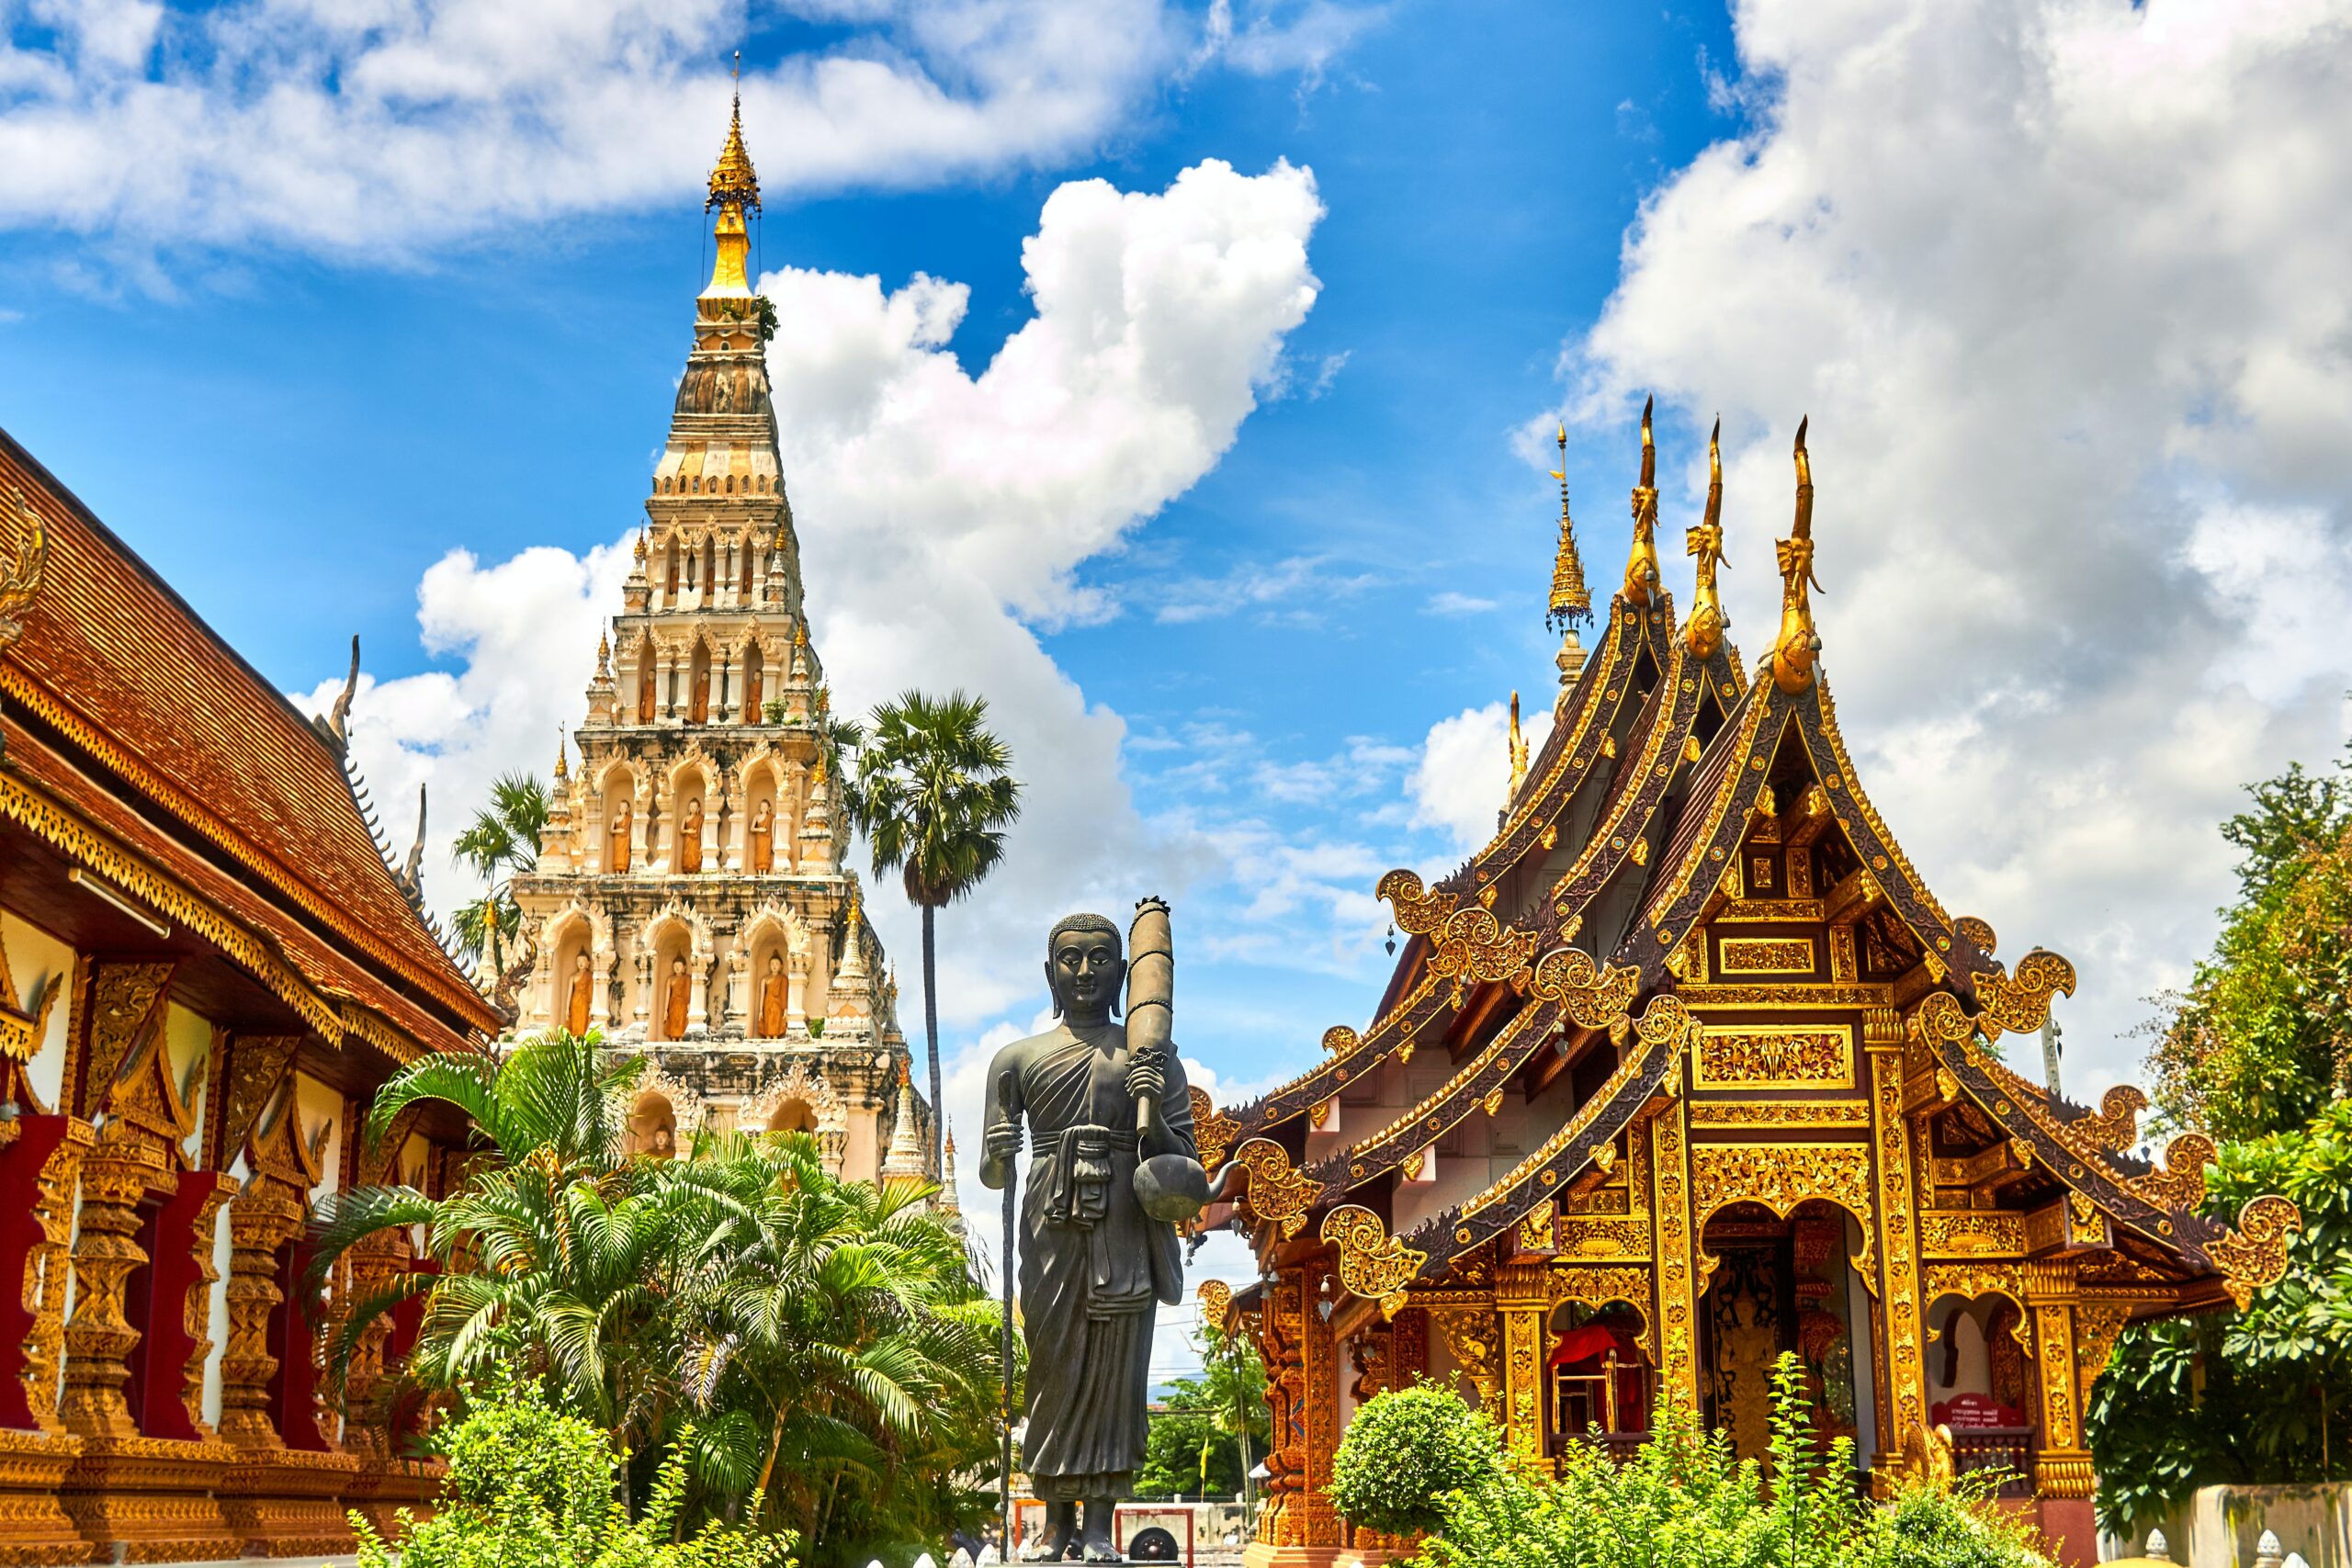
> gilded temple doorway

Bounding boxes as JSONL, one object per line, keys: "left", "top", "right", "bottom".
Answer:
{"left": 1697, "top": 1202, "right": 1875, "bottom": 1469}
{"left": 1544, "top": 1299, "right": 1648, "bottom": 1460}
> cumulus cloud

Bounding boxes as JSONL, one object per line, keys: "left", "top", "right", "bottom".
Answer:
{"left": 311, "top": 157, "right": 1328, "bottom": 1049}
{"left": 1550, "top": 0, "right": 2352, "bottom": 1100}
{"left": 1409, "top": 698, "right": 1554, "bottom": 854}
{"left": 0, "top": 0, "right": 1374, "bottom": 261}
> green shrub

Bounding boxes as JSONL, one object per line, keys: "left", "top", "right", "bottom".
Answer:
{"left": 1400, "top": 1354, "right": 2051, "bottom": 1568}
{"left": 1329, "top": 1380, "right": 1506, "bottom": 1538}
{"left": 357, "top": 1382, "right": 794, "bottom": 1568}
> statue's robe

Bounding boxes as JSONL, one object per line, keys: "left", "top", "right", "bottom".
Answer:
{"left": 985, "top": 1025, "right": 1195, "bottom": 1502}
{"left": 744, "top": 664, "right": 763, "bottom": 719}
{"left": 566, "top": 967, "right": 594, "bottom": 1035}
{"left": 679, "top": 807, "right": 704, "bottom": 873}
{"left": 609, "top": 810, "right": 631, "bottom": 873}
{"left": 664, "top": 972, "right": 691, "bottom": 1040}
{"left": 748, "top": 813, "right": 774, "bottom": 873}
{"left": 639, "top": 668, "right": 656, "bottom": 722}
{"left": 759, "top": 973, "right": 788, "bottom": 1037}
{"left": 691, "top": 669, "right": 711, "bottom": 723}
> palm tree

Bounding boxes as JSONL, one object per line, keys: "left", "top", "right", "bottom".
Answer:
{"left": 663, "top": 1132, "right": 1001, "bottom": 1550}
{"left": 451, "top": 772, "right": 550, "bottom": 978}
{"left": 841, "top": 692, "right": 1021, "bottom": 1168}
{"left": 309, "top": 1033, "right": 682, "bottom": 1450}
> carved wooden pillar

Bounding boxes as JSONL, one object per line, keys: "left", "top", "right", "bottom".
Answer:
{"left": 218, "top": 1183, "right": 303, "bottom": 1450}
{"left": 2025, "top": 1261, "right": 2092, "bottom": 1498}
{"left": 18, "top": 1117, "right": 94, "bottom": 1435}
{"left": 1496, "top": 1264, "right": 1549, "bottom": 1464}
{"left": 1648, "top": 1096, "right": 1699, "bottom": 1412}
{"left": 336, "top": 1232, "right": 409, "bottom": 1461}
{"left": 59, "top": 1122, "right": 171, "bottom": 1439}
{"left": 1868, "top": 1042, "right": 1927, "bottom": 1482}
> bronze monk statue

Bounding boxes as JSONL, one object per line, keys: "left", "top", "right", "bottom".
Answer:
{"left": 981, "top": 906, "right": 1206, "bottom": 1562}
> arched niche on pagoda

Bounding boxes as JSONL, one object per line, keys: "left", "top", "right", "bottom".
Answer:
{"left": 741, "top": 1062, "right": 846, "bottom": 1171}
{"left": 641, "top": 904, "right": 710, "bottom": 1043}
{"left": 735, "top": 752, "right": 785, "bottom": 872}
{"left": 540, "top": 904, "right": 609, "bottom": 1035}
{"left": 616, "top": 1063, "right": 703, "bottom": 1161}
{"left": 741, "top": 902, "right": 808, "bottom": 1038}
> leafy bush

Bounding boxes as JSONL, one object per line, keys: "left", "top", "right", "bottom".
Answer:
{"left": 1330, "top": 1381, "right": 1506, "bottom": 1538}
{"left": 358, "top": 1380, "right": 793, "bottom": 1568}
{"left": 2086, "top": 1099, "right": 2352, "bottom": 1534}
{"left": 1399, "top": 1355, "right": 2051, "bottom": 1568}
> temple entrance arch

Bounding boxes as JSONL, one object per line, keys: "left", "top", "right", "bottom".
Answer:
{"left": 1694, "top": 1199, "right": 1877, "bottom": 1468}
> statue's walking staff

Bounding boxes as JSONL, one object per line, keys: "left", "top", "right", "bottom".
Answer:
{"left": 994, "top": 1066, "right": 1018, "bottom": 1557}
{"left": 1128, "top": 897, "right": 1207, "bottom": 1221}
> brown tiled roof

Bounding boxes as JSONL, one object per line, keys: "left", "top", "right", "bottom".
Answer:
{"left": 0, "top": 428, "right": 497, "bottom": 1040}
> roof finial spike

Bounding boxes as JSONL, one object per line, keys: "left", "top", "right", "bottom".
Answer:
{"left": 703, "top": 62, "right": 761, "bottom": 297}
{"left": 1546, "top": 421, "right": 1591, "bottom": 641}
{"left": 1506, "top": 690, "right": 1529, "bottom": 802}
{"left": 1685, "top": 415, "right": 1730, "bottom": 660}
{"left": 1622, "top": 397, "right": 1662, "bottom": 609}
{"left": 555, "top": 725, "right": 569, "bottom": 781}
{"left": 1770, "top": 416, "right": 1824, "bottom": 694}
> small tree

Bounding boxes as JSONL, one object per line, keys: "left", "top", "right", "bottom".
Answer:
{"left": 451, "top": 772, "right": 550, "bottom": 980}
{"left": 1328, "top": 1382, "right": 1503, "bottom": 1539}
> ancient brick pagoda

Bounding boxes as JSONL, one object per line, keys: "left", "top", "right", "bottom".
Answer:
{"left": 507, "top": 92, "right": 926, "bottom": 1183}
{"left": 0, "top": 426, "right": 504, "bottom": 1561}
{"left": 1193, "top": 407, "right": 2300, "bottom": 1568}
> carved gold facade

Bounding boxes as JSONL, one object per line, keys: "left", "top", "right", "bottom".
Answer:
{"left": 1209, "top": 410, "right": 2298, "bottom": 1568}
{"left": 4, "top": 373, "right": 503, "bottom": 1555}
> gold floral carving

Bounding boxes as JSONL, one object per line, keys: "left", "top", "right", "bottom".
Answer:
{"left": 0, "top": 490, "right": 49, "bottom": 650}
{"left": 76, "top": 962, "right": 174, "bottom": 1120}
{"left": 61, "top": 1120, "right": 170, "bottom": 1438}
{"left": 219, "top": 1035, "right": 302, "bottom": 1173}
{"left": 1553, "top": 1214, "right": 1651, "bottom": 1260}
{"left": 1190, "top": 1087, "right": 1238, "bottom": 1169}
{"left": 1376, "top": 870, "right": 1459, "bottom": 936}
{"left": 1871, "top": 1050, "right": 1928, "bottom": 1456}
{"left": 1923, "top": 1264, "right": 2034, "bottom": 1356}
{"left": 2131, "top": 1132, "right": 2216, "bottom": 1211}
{"left": 1971, "top": 949, "right": 2078, "bottom": 1038}
{"left": 1526, "top": 947, "right": 1639, "bottom": 1028}
{"left": 1501, "top": 1301, "right": 1544, "bottom": 1458}
{"left": 1323, "top": 1205, "right": 1428, "bottom": 1318}
{"left": 2025, "top": 1264, "right": 2091, "bottom": 1497}
{"left": 1652, "top": 1099, "right": 1698, "bottom": 1410}
{"left": 0, "top": 950, "right": 62, "bottom": 1064}
{"left": 1197, "top": 1278, "right": 1233, "bottom": 1333}
{"left": 1917, "top": 1211, "right": 2025, "bottom": 1258}
{"left": 2072, "top": 1303, "right": 2132, "bottom": 1392}
{"left": 1690, "top": 1143, "right": 1875, "bottom": 1258}
{"left": 1690, "top": 1101, "right": 1869, "bottom": 1129}
{"left": 1717, "top": 937, "right": 1814, "bottom": 976}
{"left": 2211, "top": 1195, "right": 2302, "bottom": 1311}
{"left": 1547, "top": 1265, "right": 1654, "bottom": 1362}
{"left": 1694, "top": 1023, "right": 1853, "bottom": 1089}
{"left": 1431, "top": 1308, "right": 1502, "bottom": 1424}
{"left": 1231, "top": 1138, "right": 1317, "bottom": 1240}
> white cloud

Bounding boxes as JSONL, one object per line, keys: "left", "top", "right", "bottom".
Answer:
{"left": 1555, "top": 0, "right": 2352, "bottom": 1100}
{"left": 1189, "top": 0, "right": 1393, "bottom": 90}
{"left": 1423, "top": 590, "right": 1497, "bottom": 616}
{"left": 1408, "top": 698, "right": 1554, "bottom": 855}
{"left": 0, "top": 0, "right": 1376, "bottom": 261}
{"left": 1151, "top": 553, "right": 1380, "bottom": 625}
{"left": 312, "top": 157, "right": 1328, "bottom": 1047}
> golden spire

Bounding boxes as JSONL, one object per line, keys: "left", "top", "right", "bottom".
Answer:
{"left": 703, "top": 52, "right": 761, "bottom": 298}
{"left": 1622, "top": 395, "right": 1661, "bottom": 608}
{"left": 595, "top": 629, "right": 611, "bottom": 677}
{"left": 554, "top": 727, "right": 570, "bottom": 781}
{"left": 1507, "top": 691, "right": 1529, "bottom": 801}
{"left": 633, "top": 527, "right": 649, "bottom": 563}
{"left": 1684, "top": 416, "right": 1729, "bottom": 660}
{"left": 1546, "top": 423, "right": 1590, "bottom": 632}
{"left": 1770, "top": 417, "right": 1823, "bottom": 694}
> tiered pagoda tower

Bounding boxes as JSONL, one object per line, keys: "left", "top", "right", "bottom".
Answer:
{"left": 510, "top": 95, "right": 922, "bottom": 1181}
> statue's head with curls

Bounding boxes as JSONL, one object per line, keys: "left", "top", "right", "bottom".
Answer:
{"left": 1046, "top": 912, "right": 1124, "bottom": 1022}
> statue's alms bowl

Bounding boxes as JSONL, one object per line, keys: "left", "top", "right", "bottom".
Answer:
{"left": 1133, "top": 1153, "right": 1209, "bottom": 1223}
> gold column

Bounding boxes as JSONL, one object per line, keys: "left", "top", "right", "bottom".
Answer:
{"left": 1299, "top": 1265, "right": 1343, "bottom": 1549}
{"left": 2026, "top": 1261, "right": 2094, "bottom": 1498}
{"left": 218, "top": 1184, "right": 304, "bottom": 1450}
{"left": 1650, "top": 1098, "right": 1699, "bottom": 1411}
{"left": 1869, "top": 1043, "right": 1926, "bottom": 1482}
{"left": 59, "top": 1122, "right": 170, "bottom": 1438}
{"left": 1497, "top": 1264, "right": 1549, "bottom": 1462}
{"left": 19, "top": 1119, "right": 94, "bottom": 1434}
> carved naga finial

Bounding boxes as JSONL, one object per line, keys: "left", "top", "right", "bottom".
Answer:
{"left": 313, "top": 635, "right": 361, "bottom": 753}
{"left": 0, "top": 489, "right": 48, "bottom": 652}
{"left": 1684, "top": 416, "right": 1729, "bottom": 659}
{"left": 1623, "top": 396, "right": 1661, "bottom": 607}
{"left": 397, "top": 784, "right": 427, "bottom": 897}
{"left": 1770, "top": 417, "right": 1822, "bottom": 694}
{"left": 1506, "top": 690, "right": 1528, "bottom": 802}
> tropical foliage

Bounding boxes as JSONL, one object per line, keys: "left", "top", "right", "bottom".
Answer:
{"left": 450, "top": 771, "right": 550, "bottom": 979}
{"left": 356, "top": 1376, "right": 792, "bottom": 1568}
{"left": 2085, "top": 745, "right": 2352, "bottom": 1533}
{"left": 1337, "top": 1358, "right": 2053, "bottom": 1568}
{"left": 841, "top": 690, "right": 1022, "bottom": 1167}
{"left": 1329, "top": 1380, "right": 1501, "bottom": 1539}
{"left": 312, "top": 1031, "right": 1008, "bottom": 1563}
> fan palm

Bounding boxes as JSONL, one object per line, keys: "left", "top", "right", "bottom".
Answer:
{"left": 841, "top": 691, "right": 1021, "bottom": 1168}
{"left": 451, "top": 772, "right": 550, "bottom": 976}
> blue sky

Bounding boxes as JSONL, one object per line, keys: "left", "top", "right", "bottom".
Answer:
{"left": 6, "top": 2, "right": 2352, "bottom": 1345}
